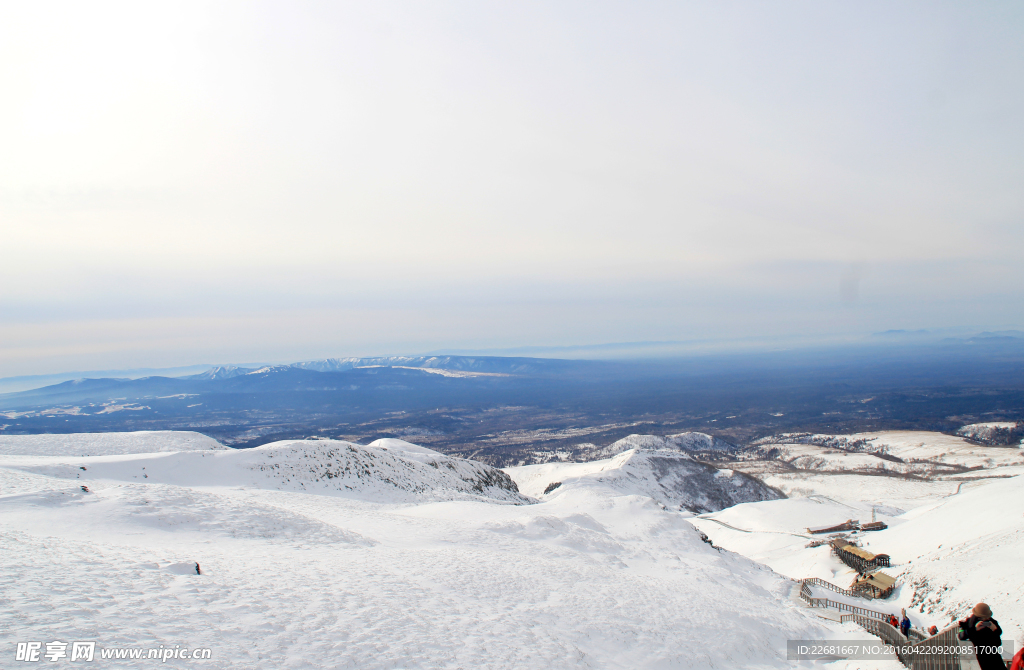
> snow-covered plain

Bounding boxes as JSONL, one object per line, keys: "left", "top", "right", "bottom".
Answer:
{"left": 1, "top": 434, "right": 869, "bottom": 669}
{"left": 0, "top": 430, "right": 227, "bottom": 457}
{"left": 748, "top": 430, "right": 1024, "bottom": 478}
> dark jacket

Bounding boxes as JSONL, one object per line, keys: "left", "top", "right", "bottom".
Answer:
{"left": 960, "top": 616, "right": 1003, "bottom": 670}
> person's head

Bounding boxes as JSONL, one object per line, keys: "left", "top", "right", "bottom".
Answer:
{"left": 973, "top": 603, "right": 992, "bottom": 620}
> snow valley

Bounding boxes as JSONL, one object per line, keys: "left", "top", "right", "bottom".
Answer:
{"left": 2, "top": 429, "right": 1022, "bottom": 668}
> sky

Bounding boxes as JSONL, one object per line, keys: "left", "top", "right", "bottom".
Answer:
{"left": 1, "top": 1, "right": 1023, "bottom": 376}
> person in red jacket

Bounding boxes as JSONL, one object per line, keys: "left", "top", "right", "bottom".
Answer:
{"left": 1010, "top": 632, "right": 1024, "bottom": 670}
{"left": 1010, "top": 647, "right": 1023, "bottom": 670}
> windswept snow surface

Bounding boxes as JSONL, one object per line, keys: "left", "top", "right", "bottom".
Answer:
{"left": 0, "top": 433, "right": 865, "bottom": 669}
{"left": 0, "top": 430, "right": 227, "bottom": 457}
{"left": 507, "top": 448, "right": 781, "bottom": 513}
{"left": 3, "top": 438, "right": 530, "bottom": 505}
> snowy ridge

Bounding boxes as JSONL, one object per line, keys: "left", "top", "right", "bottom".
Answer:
{"left": 3, "top": 438, "right": 531, "bottom": 505}
{"left": 180, "top": 356, "right": 557, "bottom": 382}
{"left": 184, "top": 366, "right": 250, "bottom": 380}
{"left": 0, "top": 430, "right": 228, "bottom": 457}
{"left": 508, "top": 448, "right": 780, "bottom": 513}
{"left": 247, "top": 438, "right": 530, "bottom": 503}
{"left": 956, "top": 421, "right": 1023, "bottom": 446}
{"left": 565, "top": 431, "right": 737, "bottom": 463}
{"left": 290, "top": 355, "right": 544, "bottom": 375}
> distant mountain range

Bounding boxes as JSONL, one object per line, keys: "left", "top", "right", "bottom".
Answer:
{"left": 0, "top": 356, "right": 598, "bottom": 410}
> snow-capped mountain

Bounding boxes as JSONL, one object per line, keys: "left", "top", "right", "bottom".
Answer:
{"left": 183, "top": 365, "right": 253, "bottom": 380}
{"left": 507, "top": 447, "right": 780, "bottom": 513}
{"left": 576, "top": 432, "right": 738, "bottom": 461}
{"left": 290, "top": 355, "right": 579, "bottom": 375}
{"left": 7, "top": 438, "right": 530, "bottom": 505}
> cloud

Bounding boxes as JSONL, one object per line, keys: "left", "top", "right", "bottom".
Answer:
{"left": 1, "top": 1, "right": 1023, "bottom": 373}
{"left": 840, "top": 263, "right": 866, "bottom": 304}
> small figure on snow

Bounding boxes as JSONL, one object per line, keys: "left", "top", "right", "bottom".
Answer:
{"left": 195, "top": 562, "right": 201, "bottom": 575}
{"left": 900, "top": 614, "right": 911, "bottom": 639}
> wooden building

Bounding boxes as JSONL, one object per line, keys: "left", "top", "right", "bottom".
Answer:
{"left": 807, "top": 519, "right": 860, "bottom": 535}
{"left": 830, "top": 538, "right": 890, "bottom": 571}
{"left": 852, "top": 571, "right": 897, "bottom": 598}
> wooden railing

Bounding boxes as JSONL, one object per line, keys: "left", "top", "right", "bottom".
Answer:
{"left": 797, "top": 578, "right": 983, "bottom": 668}
{"left": 801, "top": 576, "right": 869, "bottom": 599}
{"left": 798, "top": 579, "right": 926, "bottom": 641}
{"left": 807, "top": 595, "right": 895, "bottom": 621}
{"left": 840, "top": 617, "right": 969, "bottom": 669}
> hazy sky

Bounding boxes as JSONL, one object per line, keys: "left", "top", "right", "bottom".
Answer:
{"left": 2, "top": 1, "right": 1023, "bottom": 375}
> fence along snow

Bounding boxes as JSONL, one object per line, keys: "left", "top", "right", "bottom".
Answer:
{"left": 798, "top": 580, "right": 986, "bottom": 668}
{"left": 839, "top": 617, "right": 974, "bottom": 669}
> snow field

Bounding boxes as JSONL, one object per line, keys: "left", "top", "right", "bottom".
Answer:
{"left": 2, "top": 438, "right": 530, "bottom": 505}
{"left": 0, "top": 435, "right": 861, "bottom": 669}
{"left": 764, "top": 431, "right": 1024, "bottom": 476}
{"left": 0, "top": 431, "right": 228, "bottom": 457}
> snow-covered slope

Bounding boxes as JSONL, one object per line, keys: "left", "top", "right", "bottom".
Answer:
{"left": 690, "top": 471, "right": 1024, "bottom": 644}
{"left": 0, "top": 430, "right": 227, "bottom": 457}
{"left": 507, "top": 448, "right": 780, "bottom": 513}
{"left": 3, "top": 438, "right": 530, "bottom": 505}
{"left": 0, "top": 431, "right": 860, "bottom": 669}
{"left": 956, "top": 421, "right": 1023, "bottom": 446}
{"left": 869, "top": 474, "right": 1024, "bottom": 633}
